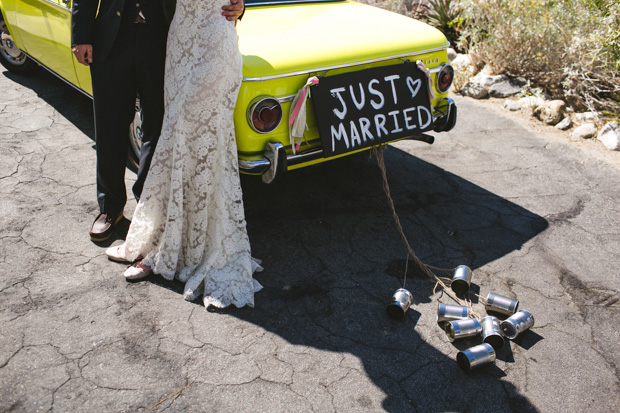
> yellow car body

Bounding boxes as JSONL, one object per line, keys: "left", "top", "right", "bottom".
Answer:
{"left": 0, "top": 0, "right": 457, "bottom": 183}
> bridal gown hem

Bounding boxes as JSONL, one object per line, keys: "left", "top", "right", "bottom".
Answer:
{"left": 120, "top": 0, "right": 262, "bottom": 309}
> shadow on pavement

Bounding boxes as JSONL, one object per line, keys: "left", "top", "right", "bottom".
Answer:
{"left": 2, "top": 69, "right": 140, "bottom": 173}
{"left": 235, "top": 147, "right": 544, "bottom": 411}
{"left": 3, "top": 69, "right": 94, "bottom": 139}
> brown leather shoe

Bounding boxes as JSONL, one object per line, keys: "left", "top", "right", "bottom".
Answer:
{"left": 89, "top": 211, "right": 123, "bottom": 242}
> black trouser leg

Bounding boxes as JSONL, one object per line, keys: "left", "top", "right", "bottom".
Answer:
{"left": 132, "top": 24, "right": 167, "bottom": 200}
{"left": 90, "top": 26, "right": 137, "bottom": 215}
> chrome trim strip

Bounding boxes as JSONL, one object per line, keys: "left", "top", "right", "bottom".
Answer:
{"left": 238, "top": 159, "right": 269, "bottom": 174}
{"left": 23, "top": 52, "right": 92, "bottom": 98}
{"left": 239, "top": 147, "right": 323, "bottom": 174}
{"left": 276, "top": 94, "right": 295, "bottom": 103}
{"left": 242, "top": 45, "right": 450, "bottom": 82}
{"left": 41, "top": 0, "right": 71, "bottom": 11}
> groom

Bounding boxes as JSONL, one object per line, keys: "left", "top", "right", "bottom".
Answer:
{"left": 71, "top": 0, "right": 245, "bottom": 242}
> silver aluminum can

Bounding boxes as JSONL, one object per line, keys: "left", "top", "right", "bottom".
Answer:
{"left": 457, "top": 343, "right": 496, "bottom": 373}
{"left": 437, "top": 303, "right": 470, "bottom": 323}
{"left": 485, "top": 293, "right": 519, "bottom": 316}
{"left": 450, "top": 265, "right": 472, "bottom": 294}
{"left": 386, "top": 288, "right": 413, "bottom": 320}
{"left": 445, "top": 318, "right": 482, "bottom": 342}
{"left": 481, "top": 316, "right": 504, "bottom": 350}
{"left": 500, "top": 310, "right": 534, "bottom": 339}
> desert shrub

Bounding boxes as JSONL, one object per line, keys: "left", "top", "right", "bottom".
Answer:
{"left": 425, "top": 0, "right": 465, "bottom": 51}
{"left": 458, "top": 0, "right": 620, "bottom": 116}
{"left": 361, "top": 0, "right": 464, "bottom": 48}
{"left": 357, "top": 0, "right": 429, "bottom": 19}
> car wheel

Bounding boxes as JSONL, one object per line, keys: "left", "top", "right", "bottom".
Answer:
{"left": 0, "top": 17, "right": 36, "bottom": 74}
{"left": 128, "top": 96, "right": 142, "bottom": 169}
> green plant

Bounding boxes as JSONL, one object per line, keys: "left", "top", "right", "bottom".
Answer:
{"left": 425, "top": 0, "right": 465, "bottom": 51}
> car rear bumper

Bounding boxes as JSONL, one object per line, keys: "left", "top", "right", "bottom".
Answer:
{"left": 238, "top": 97, "right": 457, "bottom": 183}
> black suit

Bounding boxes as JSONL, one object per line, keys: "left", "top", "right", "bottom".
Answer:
{"left": 71, "top": 0, "right": 176, "bottom": 215}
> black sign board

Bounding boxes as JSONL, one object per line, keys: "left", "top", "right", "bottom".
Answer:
{"left": 311, "top": 62, "right": 433, "bottom": 158}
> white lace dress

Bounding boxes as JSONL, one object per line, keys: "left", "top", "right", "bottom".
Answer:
{"left": 121, "top": 0, "right": 263, "bottom": 308}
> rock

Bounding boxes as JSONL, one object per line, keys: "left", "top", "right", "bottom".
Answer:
{"left": 518, "top": 96, "right": 546, "bottom": 109}
{"left": 473, "top": 72, "right": 509, "bottom": 87}
{"left": 571, "top": 123, "right": 598, "bottom": 139}
{"left": 461, "top": 81, "right": 488, "bottom": 99}
{"left": 555, "top": 117, "right": 572, "bottom": 130}
{"left": 451, "top": 54, "right": 471, "bottom": 68}
{"left": 575, "top": 111, "right": 601, "bottom": 122}
{"left": 533, "top": 100, "right": 565, "bottom": 125}
{"left": 504, "top": 100, "right": 521, "bottom": 111}
{"left": 488, "top": 78, "right": 526, "bottom": 98}
{"left": 597, "top": 121, "right": 620, "bottom": 150}
{"left": 447, "top": 48, "right": 457, "bottom": 62}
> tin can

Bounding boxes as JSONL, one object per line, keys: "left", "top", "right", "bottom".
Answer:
{"left": 485, "top": 293, "right": 519, "bottom": 316}
{"left": 445, "top": 318, "right": 482, "bottom": 342}
{"left": 481, "top": 316, "right": 504, "bottom": 350}
{"left": 437, "top": 303, "right": 470, "bottom": 323}
{"left": 500, "top": 310, "right": 534, "bottom": 339}
{"left": 386, "top": 288, "right": 413, "bottom": 320}
{"left": 457, "top": 343, "right": 496, "bottom": 373}
{"left": 450, "top": 265, "right": 472, "bottom": 294}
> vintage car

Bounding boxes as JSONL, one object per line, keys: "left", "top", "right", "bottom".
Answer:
{"left": 0, "top": 0, "right": 456, "bottom": 183}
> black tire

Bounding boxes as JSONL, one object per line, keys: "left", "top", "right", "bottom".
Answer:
{"left": 128, "top": 96, "right": 143, "bottom": 170}
{"left": 0, "top": 16, "right": 37, "bottom": 74}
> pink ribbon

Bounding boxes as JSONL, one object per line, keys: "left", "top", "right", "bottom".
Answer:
{"left": 290, "top": 76, "right": 319, "bottom": 125}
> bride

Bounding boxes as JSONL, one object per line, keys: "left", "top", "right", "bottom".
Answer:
{"left": 107, "top": 0, "right": 263, "bottom": 309}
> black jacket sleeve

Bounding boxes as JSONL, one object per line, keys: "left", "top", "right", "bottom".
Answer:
{"left": 239, "top": 2, "right": 246, "bottom": 21}
{"left": 71, "top": 0, "right": 100, "bottom": 46}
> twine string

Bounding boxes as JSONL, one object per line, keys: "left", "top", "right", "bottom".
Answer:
{"left": 372, "top": 146, "right": 481, "bottom": 320}
{"left": 403, "top": 253, "right": 409, "bottom": 288}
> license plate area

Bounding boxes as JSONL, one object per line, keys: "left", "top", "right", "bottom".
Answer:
{"left": 311, "top": 62, "right": 433, "bottom": 158}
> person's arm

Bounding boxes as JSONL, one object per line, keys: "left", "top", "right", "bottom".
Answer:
{"left": 222, "top": 0, "right": 245, "bottom": 22}
{"left": 71, "top": 0, "right": 99, "bottom": 65}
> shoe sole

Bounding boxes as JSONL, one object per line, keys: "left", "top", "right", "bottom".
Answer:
{"left": 90, "top": 213, "right": 124, "bottom": 242}
{"left": 124, "top": 269, "right": 153, "bottom": 280}
{"left": 107, "top": 255, "right": 132, "bottom": 264}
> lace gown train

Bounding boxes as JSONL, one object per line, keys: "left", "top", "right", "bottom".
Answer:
{"left": 121, "top": 0, "right": 262, "bottom": 308}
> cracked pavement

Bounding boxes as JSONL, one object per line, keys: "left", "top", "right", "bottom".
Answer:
{"left": 1, "top": 67, "right": 619, "bottom": 412}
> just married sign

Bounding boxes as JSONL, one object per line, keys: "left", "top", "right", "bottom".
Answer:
{"left": 311, "top": 62, "right": 434, "bottom": 158}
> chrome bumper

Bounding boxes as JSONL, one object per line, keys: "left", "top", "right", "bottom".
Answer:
{"left": 238, "top": 98, "right": 457, "bottom": 184}
{"left": 238, "top": 142, "right": 319, "bottom": 184}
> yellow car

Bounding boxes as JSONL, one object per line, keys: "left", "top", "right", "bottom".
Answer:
{"left": 0, "top": 0, "right": 456, "bottom": 183}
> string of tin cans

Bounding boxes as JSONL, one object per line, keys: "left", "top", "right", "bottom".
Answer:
{"left": 372, "top": 146, "right": 535, "bottom": 373}
{"left": 387, "top": 265, "right": 535, "bottom": 373}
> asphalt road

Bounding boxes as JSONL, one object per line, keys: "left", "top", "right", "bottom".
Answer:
{"left": 1, "top": 67, "right": 619, "bottom": 412}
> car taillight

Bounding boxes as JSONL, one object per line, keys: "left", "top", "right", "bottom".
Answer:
{"left": 436, "top": 64, "right": 454, "bottom": 93}
{"left": 248, "top": 97, "right": 283, "bottom": 133}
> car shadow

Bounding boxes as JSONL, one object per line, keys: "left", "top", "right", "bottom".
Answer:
{"left": 139, "top": 145, "right": 543, "bottom": 410}
{"left": 1, "top": 68, "right": 141, "bottom": 173}
{"left": 231, "top": 147, "right": 544, "bottom": 411}
{"left": 5, "top": 67, "right": 544, "bottom": 411}
{"left": 2, "top": 68, "right": 95, "bottom": 139}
